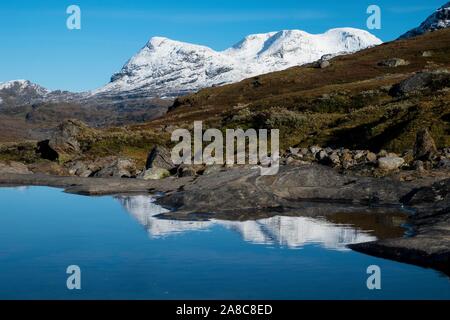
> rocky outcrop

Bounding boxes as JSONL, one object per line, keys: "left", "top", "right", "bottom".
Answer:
{"left": 35, "top": 119, "right": 91, "bottom": 161}
{"left": 93, "top": 158, "right": 137, "bottom": 178}
{"left": 156, "top": 164, "right": 414, "bottom": 215}
{"left": 351, "top": 179, "right": 450, "bottom": 275}
{"left": 145, "top": 145, "right": 175, "bottom": 171}
{"left": 389, "top": 70, "right": 450, "bottom": 97}
{"left": 0, "top": 161, "right": 32, "bottom": 175}
{"left": 48, "top": 119, "right": 87, "bottom": 155}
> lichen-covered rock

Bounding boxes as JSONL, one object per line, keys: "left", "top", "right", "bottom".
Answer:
{"left": 378, "top": 156, "right": 405, "bottom": 171}
{"left": 140, "top": 167, "right": 171, "bottom": 180}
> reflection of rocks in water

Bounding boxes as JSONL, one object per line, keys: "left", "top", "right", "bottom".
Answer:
{"left": 117, "top": 195, "right": 379, "bottom": 250}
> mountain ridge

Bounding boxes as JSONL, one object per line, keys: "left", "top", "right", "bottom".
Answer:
{"left": 94, "top": 27, "right": 382, "bottom": 98}
{"left": 399, "top": 1, "right": 450, "bottom": 39}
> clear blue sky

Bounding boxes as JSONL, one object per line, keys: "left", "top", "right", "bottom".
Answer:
{"left": 0, "top": 0, "right": 445, "bottom": 92}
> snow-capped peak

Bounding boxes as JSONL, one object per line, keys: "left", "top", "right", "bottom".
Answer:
{"left": 399, "top": 2, "right": 450, "bottom": 39}
{"left": 93, "top": 27, "right": 382, "bottom": 98}
{"left": 0, "top": 79, "right": 49, "bottom": 95}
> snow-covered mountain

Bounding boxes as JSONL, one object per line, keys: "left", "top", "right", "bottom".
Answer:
{"left": 0, "top": 79, "right": 88, "bottom": 107}
{"left": 0, "top": 80, "right": 49, "bottom": 106}
{"left": 94, "top": 28, "right": 382, "bottom": 98}
{"left": 0, "top": 28, "right": 381, "bottom": 106}
{"left": 399, "top": 2, "right": 450, "bottom": 39}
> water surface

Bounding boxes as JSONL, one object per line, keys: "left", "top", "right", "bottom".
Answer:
{"left": 0, "top": 187, "right": 449, "bottom": 299}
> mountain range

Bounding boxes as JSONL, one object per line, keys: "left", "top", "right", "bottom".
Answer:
{"left": 0, "top": 28, "right": 381, "bottom": 106}
{"left": 94, "top": 28, "right": 381, "bottom": 98}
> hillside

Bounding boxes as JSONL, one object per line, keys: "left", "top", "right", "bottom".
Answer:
{"left": 144, "top": 28, "right": 450, "bottom": 153}
{"left": 1, "top": 28, "right": 450, "bottom": 169}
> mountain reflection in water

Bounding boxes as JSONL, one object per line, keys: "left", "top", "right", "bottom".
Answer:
{"left": 116, "top": 195, "right": 408, "bottom": 251}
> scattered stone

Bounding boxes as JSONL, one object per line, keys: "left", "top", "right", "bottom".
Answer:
{"left": 354, "top": 150, "right": 366, "bottom": 161}
{"left": 289, "top": 147, "right": 300, "bottom": 156}
{"left": 366, "top": 152, "right": 377, "bottom": 163}
{"left": 414, "top": 128, "right": 437, "bottom": 161}
{"left": 310, "top": 146, "right": 321, "bottom": 155}
{"left": 412, "top": 160, "right": 425, "bottom": 172}
{"left": 422, "top": 51, "right": 433, "bottom": 57}
{"left": 94, "top": 158, "right": 137, "bottom": 178}
{"left": 328, "top": 152, "right": 341, "bottom": 166}
{"left": 319, "top": 60, "right": 331, "bottom": 69}
{"left": 177, "top": 165, "right": 197, "bottom": 177}
{"left": 67, "top": 161, "right": 92, "bottom": 177}
{"left": 378, "top": 156, "right": 405, "bottom": 171}
{"left": 378, "top": 58, "right": 409, "bottom": 68}
{"left": 341, "top": 151, "right": 354, "bottom": 169}
{"left": 140, "top": 167, "right": 171, "bottom": 180}
{"left": 378, "top": 150, "right": 388, "bottom": 158}
{"left": 299, "top": 148, "right": 309, "bottom": 156}
{"left": 437, "top": 158, "right": 450, "bottom": 169}
{"left": 317, "top": 150, "right": 328, "bottom": 161}
{"left": 313, "top": 54, "right": 335, "bottom": 69}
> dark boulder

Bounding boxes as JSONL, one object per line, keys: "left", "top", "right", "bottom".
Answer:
{"left": 389, "top": 71, "right": 450, "bottom": 97}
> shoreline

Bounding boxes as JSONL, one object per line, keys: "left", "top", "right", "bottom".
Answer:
{"left": 1, "top": 164, "right": 449, "bottom": 276}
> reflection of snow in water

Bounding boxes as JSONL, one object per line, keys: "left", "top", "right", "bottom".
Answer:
{"left": 11, "top": 186, "right": 29, "bottom": 192}
{"left": 117, "top": 195, "right": 376, "bottom": 251}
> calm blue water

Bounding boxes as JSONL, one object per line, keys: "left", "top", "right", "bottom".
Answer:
{"left": 0, "top": 186, "right": 449, "bottom": 300}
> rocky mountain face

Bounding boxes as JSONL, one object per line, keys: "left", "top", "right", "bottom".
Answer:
{"left": 0, "top": 80, "right": 52, "bottom": 107}
{"left": 399, "top": 2, "right": 450, "bottom": 39}
{"left": 94, "top": 28, "right": 382, "bottom": 98}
